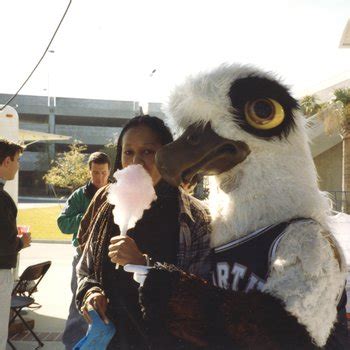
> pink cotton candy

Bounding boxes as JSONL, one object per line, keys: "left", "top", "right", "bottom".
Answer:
{"left": 107, "top": 164, "right": 157, "bottom": 235}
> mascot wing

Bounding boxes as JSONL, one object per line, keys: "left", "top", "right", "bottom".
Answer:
{"left": 264, "top": 219, "right": 347, "bottom": 347}
{"left": 140, "top": 263, "right": 318, "bottom": 350}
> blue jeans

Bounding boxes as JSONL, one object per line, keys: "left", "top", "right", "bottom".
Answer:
{"left": 62, "top": 252, "right": 88, "bottom": 350}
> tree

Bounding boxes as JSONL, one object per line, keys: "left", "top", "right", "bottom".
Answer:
{"left": 334, "top": 88, "right": 350, "bottom": 105}
{"left": 334, "top": 88, "right": 350, "bottom": 213}
{"left": 299, "top": 95, "right": 322, "bottom": 117}
{"left": 43, "top": 142, "right": 90, "bottom": 190}
{"left": 317, "top": 88, "right": 350, "bottom": 213}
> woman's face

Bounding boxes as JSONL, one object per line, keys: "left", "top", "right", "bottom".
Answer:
{"left": 121, "top": 125, "right": 163, "bottom": 185}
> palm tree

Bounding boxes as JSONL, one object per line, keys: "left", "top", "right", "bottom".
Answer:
{"left": 317, "top": 88, "right": 350, "bottom": 212}
{"left": 299, "top": 95, "right": 322, "bottom": 117}
{"left": 334, "top": 88, "right": 350, "bottom": 212}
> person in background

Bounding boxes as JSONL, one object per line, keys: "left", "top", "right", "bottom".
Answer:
{"left": 76, "top": 115, "right": 211, "bottom": 350}
{"left": 0, "top": 139, "right": 31, "bottom": 350}
{"left": 58, "top": 151, "right": 111, "bottom": 350}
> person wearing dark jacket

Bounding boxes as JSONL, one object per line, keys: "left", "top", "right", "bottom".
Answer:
{"left": 0, "top": 139, "right": 31, "bottom": 349}
{"left": 58, "top": 152, "right": 111, "bottom": 350}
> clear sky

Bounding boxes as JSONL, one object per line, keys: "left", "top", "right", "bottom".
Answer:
{"left": 1, "top": 0, "right": 349, "bottom": 104}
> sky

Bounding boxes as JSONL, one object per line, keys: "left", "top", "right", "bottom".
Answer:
{"left": 0, "top": 0, "right": 349, "bottom": 104}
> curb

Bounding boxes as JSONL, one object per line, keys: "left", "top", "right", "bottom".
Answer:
{"left": 32, "top": 240, "right": 71, "bottom": 244}
{"left": 19, "top": 196, "right": 67, "bottom": 203}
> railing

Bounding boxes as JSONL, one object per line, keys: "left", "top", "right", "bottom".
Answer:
{"left": 327, "top": 191, "right": 350, "bottom": 212}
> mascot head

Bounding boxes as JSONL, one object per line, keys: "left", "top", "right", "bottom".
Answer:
{"left": 156, "top": 64, "right": 331, "bottom": 246}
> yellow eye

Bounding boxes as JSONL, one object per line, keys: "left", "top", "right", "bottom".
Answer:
{"left": 244, "top": 98, "right": 284, "bottom": 130}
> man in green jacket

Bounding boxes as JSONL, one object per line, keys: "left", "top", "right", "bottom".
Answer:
{"left": 0, "top": 139, "right": 31, "bottom": 349}
{"left": 58, "top": 151, "right": 111, "bottom": 350}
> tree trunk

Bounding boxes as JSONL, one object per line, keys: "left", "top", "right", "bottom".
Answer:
{"left": 341, "top": 104, "right": 350, "bottom": 213}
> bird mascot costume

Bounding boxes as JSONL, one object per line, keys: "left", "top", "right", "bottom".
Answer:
{"left": 136, "top": 64, "right": 348, "bottom": 349}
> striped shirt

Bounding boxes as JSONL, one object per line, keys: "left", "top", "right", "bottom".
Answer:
{"left": 177, "top": 189, "right": 212, "bottom": 280}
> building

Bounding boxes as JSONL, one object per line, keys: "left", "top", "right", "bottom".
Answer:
{"left": 0, "top": 93, "right": 164, "bottom": 195}
{"left": 306, "top": 78, "right": 350, "bottom": 210}
{"left": 339, "top": 18, "right": 350, "bottom": 48}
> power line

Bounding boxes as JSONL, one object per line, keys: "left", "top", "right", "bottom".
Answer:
{"left": 0, "top": 0, "right": 73, "bottom": 111}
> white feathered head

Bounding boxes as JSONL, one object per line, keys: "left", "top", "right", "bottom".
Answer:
{"left": 156, "top": 64, "right": 331, "bottom": 246}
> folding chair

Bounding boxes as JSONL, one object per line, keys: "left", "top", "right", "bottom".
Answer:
{"left": 7, "top": 261, "right": 52, "bottom": 350}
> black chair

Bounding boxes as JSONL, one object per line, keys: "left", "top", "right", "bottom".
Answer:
{"left": 7, "top": 261, "right": 52, "bottom": 350}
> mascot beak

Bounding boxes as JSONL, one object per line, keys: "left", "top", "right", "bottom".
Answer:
{"left": 156, "top": 122, "right": 250, "bottom": 187}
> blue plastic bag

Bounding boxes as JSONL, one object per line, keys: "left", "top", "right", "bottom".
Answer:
{"left": 73, "top": 310, "right": 116, "bottom": 350}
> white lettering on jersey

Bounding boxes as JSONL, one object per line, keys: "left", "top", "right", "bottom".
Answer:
{"left": 244, "top": 273, "right": 265, "bottom": 292}
{"left": 212, "top": 271, "right": 217, "bottom": 286}
{"left": 256, "top": 280, "right": 265, "bottom": 291}
{"left": 217, "top": 262, "right": 230, "bottom": 289}
{"left": 231, "top": 263, "right": 247, "bottom": 291}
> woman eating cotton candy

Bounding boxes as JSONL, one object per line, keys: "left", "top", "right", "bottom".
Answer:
{"left": 75, "top": 115, "right": 212, "bottom": 350}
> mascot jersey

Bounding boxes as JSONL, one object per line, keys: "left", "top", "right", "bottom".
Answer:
{"left": 212, "top": 221, "right": 289, "bottom": 291}
{"left": 212, "top": 218, "right": 348, "bottom": 348}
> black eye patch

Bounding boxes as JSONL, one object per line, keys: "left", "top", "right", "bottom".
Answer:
{"left": 228, "top": 76, "right": 299, "bottom": 139}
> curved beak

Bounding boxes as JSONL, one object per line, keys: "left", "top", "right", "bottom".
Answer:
{"left": 156, "top": 122, "right": 250, "bottom": 187}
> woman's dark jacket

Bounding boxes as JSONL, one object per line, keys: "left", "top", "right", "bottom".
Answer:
{"left": 75, "top": 181, "right": 211, "bottom": 349}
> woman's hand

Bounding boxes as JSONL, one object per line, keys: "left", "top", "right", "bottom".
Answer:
{"left": 81, "top": 291, "right": 109, "bottom": 324}
{"left": 108, "top": 236, "right": 146, "bottom": 266}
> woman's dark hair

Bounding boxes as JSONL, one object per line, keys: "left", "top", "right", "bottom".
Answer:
{"left": 113, "top": 115, "right": 173, "bottom": 172}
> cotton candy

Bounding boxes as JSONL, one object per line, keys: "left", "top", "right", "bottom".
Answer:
{"left": 107, "top": 164, "right": 157, "bottom": 236}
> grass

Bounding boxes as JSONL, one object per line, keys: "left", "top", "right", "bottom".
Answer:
{"left": 17, "top": 205, "right": 71, "bottom": 241}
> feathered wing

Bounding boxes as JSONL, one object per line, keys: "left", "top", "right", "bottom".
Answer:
{"left": 264, "top": 219, "right": 347, "bottom": 347}
{"left": 140, "top": 264, "right": 318, "bottom": 350}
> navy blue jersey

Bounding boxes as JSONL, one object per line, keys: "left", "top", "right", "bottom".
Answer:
{"left": 212, "top": 221, "right": 290, "bottom": 291}
{"left": 212, "top": 219, "right": 349, "bottom": 349}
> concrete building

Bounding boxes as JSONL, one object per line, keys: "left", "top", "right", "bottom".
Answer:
{"left": 339, "top": 18, "right": 350, "bottom": 48}
{"left": 0, "top": 93, "right": 164, "bottom": 195}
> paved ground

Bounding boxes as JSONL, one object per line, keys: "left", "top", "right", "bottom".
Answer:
{"left": 18, "top": 197, "right": 66, "bottom": 210}
{"left": 18, "top": 203, "right": 63, "bottom": 209}
{"left": 7, "top": 243, "right": 74, "bottom": 350}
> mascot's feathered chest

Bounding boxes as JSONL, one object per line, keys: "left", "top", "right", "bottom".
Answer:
{"left": 212, "top": 220, "right": 291, "bottom": 291}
